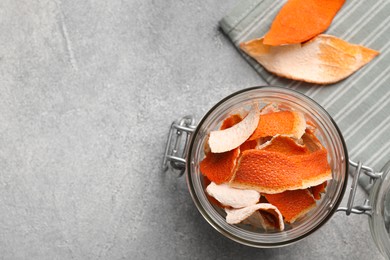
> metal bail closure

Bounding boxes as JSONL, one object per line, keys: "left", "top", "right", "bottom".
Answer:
{"left": 162, "top": 116, "right": 196, "bottom": 177}
{"left": 337, "top": 160, "right": 382, "bottom": 216}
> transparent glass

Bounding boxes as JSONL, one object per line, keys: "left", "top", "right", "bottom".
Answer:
{"left": 185, "top": 86, "right": 348, "bottom": 247}
{"left": 369, "top": 161, "right": 390, "bottom": 257}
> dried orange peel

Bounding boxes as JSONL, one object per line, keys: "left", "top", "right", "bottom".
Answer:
{"left": 249, "top": 110, "right": 306, "bottom": 140}
{"left": 199, "top": 104, "right": 332, "bottom": 231}
{"left": 264, "top": 189, "right": 316, "bottom": 223}
{"left": 208, "top": 105, "right": 260, "bottom": 153}
{"left": 257, "top": 205, "right": 285, "bottom": 231}
{"left": 200, "top": 148, "right": 240, "bottom": 184}
{"left": 203, "top": 176, "right": 224, "bottom": 208}
{"left": 240, "top": 139, "right": 258, "bottom": 152}
{"left": 240, "top": 35, "right": 379, "bottom": 85}
{"left": 206, "top": 182, "right": 260, "bottom": 208}
{"left": 258, "top": 135, "right": 309, "bottom": 156}
{"left": 230, "top": 149, "right": 331, "bottom": 194}
{"left": 225, "top": 203, "right": 284, "bottom": 231}
{"left": 263, "top": 0, "right": 345, "bottom": 46}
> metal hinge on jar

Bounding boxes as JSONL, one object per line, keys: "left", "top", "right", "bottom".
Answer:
{"left": 337, "top": 160, "right": 383, "bottom": 216}
{"left": 162, "top": 116, "right": 196, "bottom": 177}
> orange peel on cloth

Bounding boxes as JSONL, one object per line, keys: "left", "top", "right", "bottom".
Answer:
{"left": 208, "top": 105, "right": 260, "bottom": 153}
{"left": 230, "top": 149, "right": 331, "bottom": 194}
{"left": 263, "top": 0, "right": 345, "bottom": 46}
{"left": 240, "top": 35, "right": 379, "bottom": 85}
{"left": 264, "top": 189, "right": 316, "bottom": 223}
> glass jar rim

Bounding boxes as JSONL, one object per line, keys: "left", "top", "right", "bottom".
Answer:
{"left": 185, "top": 86, "right": 349, "bottom": 247}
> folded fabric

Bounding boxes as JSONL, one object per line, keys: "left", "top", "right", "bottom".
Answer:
{"left": 220, "top": 0, "right": 390, "bottom": 191}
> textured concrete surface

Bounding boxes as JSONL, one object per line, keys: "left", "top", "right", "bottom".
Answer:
{"left": 0, "top": 0, "right": 384, "bottom": 259}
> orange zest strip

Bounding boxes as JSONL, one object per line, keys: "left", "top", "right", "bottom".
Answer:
{"left": 230, "top": 149, "right": 331, "bottom": 193}
{"left": 249, "top": 111, "right": 306, "bottom": 140}
{"left": 200, "top": 148, "right": 240, "bottom": 184}
{"left": 263, "top": 0, "right": 345, "bottom": 46}
{"left": 264, "top": 189, "right": 316, "bottom": 223}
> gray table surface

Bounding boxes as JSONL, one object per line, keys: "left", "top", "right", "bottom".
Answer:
{"left": 0, "top": 0, "right": 385, "bottom": 259}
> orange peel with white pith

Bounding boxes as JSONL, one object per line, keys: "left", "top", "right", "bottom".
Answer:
{"left": 204, "top": 114, "right": 243, "bottom": 154}
{"left": 264, "top": 189, "right": 316, "bottom": 223}
{"left": 258, "top": 204, "right": 285, "bottom": 231}
{"left": 249, "top": 110, "right": 306, "bottom": 141}
{"left": 225, "top": 203, "right": 284, "bottom": 231}
{"left": 206, "top": 182, "right": 260, "bottom": 209}
{"left": 240, "top": 35, "right": 379, "bottom": 85}
{"left": 208, "top": 106, "right": 260, "bottom": 153}
{"left": 230, "top": 149, "right": 331, "bottom": 194}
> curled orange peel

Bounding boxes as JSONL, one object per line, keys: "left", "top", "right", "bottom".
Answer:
{"left": 225, "top": 203, "right": 285, "bottom": 231}
{"left": 249, "top": 110, "right": 306, "bottom": 140}
{"left": 209, "top": 106, "right": 260, "bottom": 153}
{"left": 258, "top": 135, "right": 309, "bottom": 156}
{"left": 263, "top": 0, "right": 345, "bottom": 46}
{"left": 200, "top": 148, "right": 240, "bottom": 184}
{"left": 230, "top": 149, "right": 331, "bottom": 193}
{"left": 264, "top": 189, "right": 316, "bottom": 223}
{"left": 240, "top": 35, "right": 379, "bottom": 85}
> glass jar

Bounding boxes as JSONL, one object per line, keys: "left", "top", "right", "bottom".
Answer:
{"left": 163, "top": 86, "right": 388, "bottom": 255}
{"left": 369, "top": 161, "right": 390, "bottom": 257}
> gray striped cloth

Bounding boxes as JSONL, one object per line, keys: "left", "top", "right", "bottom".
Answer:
{"left": 220, "top": 0, "right": 390, "bottom": 190}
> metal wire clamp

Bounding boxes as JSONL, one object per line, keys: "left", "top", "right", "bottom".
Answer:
{"left": 162, "top": 116, "right": 196, "bottom": 177}
{"left": 337, "top": 160, "right": 382, "bottom": 216}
